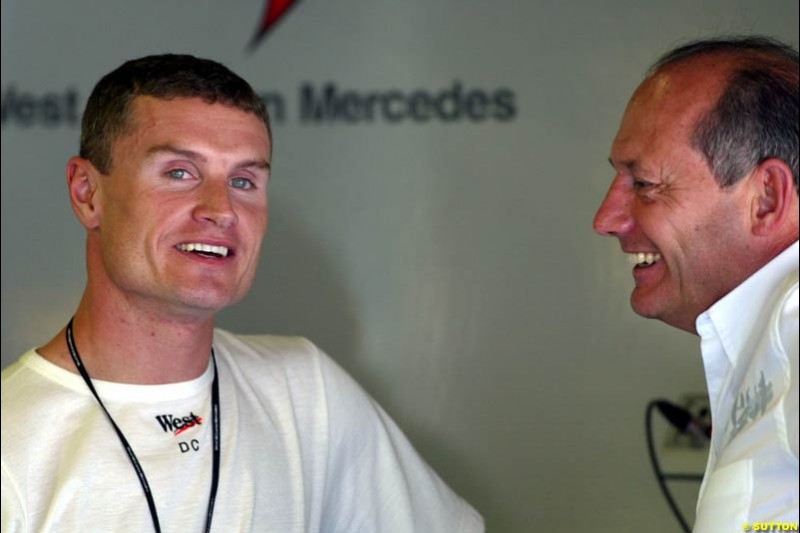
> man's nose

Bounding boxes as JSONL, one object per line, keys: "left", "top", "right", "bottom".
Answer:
{"left": 193, "top": 180, "right": 238, "bottom": 228}
{"left": 593, "top": 182, "right": 634, "bottom": 237}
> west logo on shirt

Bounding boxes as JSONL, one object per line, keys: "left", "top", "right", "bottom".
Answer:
{"left": 155, "top": 412, "right": 203, "bottom": 436}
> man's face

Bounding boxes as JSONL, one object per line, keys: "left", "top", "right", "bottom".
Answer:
{"left": 88, "top": 96, "right": 271, "bottom": 317}
{"left": 593, "top": 65, "right": 751, "bottom": 333}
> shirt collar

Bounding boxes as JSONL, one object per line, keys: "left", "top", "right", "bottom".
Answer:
{"left": 696, "top": 241, "right": 799, "bottom": 367}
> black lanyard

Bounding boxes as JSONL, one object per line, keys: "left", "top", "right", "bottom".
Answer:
{"left": 65, "top": 318, "right": 221, "bottom": 533}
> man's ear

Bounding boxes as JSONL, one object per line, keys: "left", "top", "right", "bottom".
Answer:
{"left": 67, "top": 156, "right": 103, "bottom": 229}
{"left": 749, "top": 158, "right": 797, "bottom": 237}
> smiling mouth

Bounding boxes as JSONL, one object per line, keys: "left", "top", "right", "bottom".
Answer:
{"left": 628, "top": 252, "right": 661, "bottom": 268}
{"left": 176, "top": 243, "right": 231, "bottom": 258}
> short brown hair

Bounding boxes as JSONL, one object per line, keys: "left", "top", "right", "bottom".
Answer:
{"left": 80, "top": 54, "right": 271, "bottom": 174}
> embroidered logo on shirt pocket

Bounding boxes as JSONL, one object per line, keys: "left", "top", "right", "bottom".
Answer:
{"left": 727, "top": 371, "right": 774, "bottom": 440}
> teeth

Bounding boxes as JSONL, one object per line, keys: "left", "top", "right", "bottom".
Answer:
{"left": 628, "top": 252, "right": 661, "bottom": 266}
{"left": 177, "top": 243, "right": 229, "bottom": 257}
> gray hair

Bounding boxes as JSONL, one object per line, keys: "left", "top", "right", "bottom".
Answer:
{"left": 650, "top": 36, "right": 798, "bottom": 191}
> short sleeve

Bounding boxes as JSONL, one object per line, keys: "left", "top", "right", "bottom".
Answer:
{"left": 1, "top": 459, "right": 25, "bottom": 533}
{"left": 311, "top": 345, "right": 484, "bottom": 533}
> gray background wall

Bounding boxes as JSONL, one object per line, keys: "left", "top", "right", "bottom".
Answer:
{"left": 2, "top": 1, "right": 797, "bottom": 531}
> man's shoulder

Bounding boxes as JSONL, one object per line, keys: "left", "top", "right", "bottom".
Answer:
{"left": 1, "top": 355, "right": 28, "bottom": 387}
{"left": 211, "top": 328, "right": 372, "bottom": 410}
{"left": 766, "top": 243, "right": 799, "bottom": 315}
{"left": 772, "top": 269, "right": 799, "bottom": 357}
{"left": 1, "top": 351, "right": 48, "bottom": 410}
{"left": 1, "top": 351, "right": 80, "bottom": 460}
{"left": 776, "top": 268, "right": 799, "bottom": 307}
{"left": 211, "top": 328, "right": 333, "bottom": 387}
{"left": 742, "top": 257, "right": 799, "bottom": 341}
{"left": 210, "top": 329, "right": 378, "bottom": 435}
{"left": 212, "top": 328, "right": 321, "bottom": 364}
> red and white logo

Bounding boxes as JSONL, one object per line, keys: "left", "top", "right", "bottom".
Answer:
{"left": 155, "top": 412, "right": 203, "bottom": 436}
{"left": 250, "top": 0, "right": 302, "bottom": 49}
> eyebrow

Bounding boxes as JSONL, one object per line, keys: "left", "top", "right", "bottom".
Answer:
{"left": 146, "top": 145, "right": 271, "bottom": 171}
{"left": 608, "top": 157, "right": 640, "bottom": 174}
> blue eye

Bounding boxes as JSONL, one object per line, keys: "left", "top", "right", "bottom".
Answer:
{"left": 230, "top": 177, "right": 254, "bottom": 190}
{"left": 166, "top": 169, "right": 190, "bottom": 180}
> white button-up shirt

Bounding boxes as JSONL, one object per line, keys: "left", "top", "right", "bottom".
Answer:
{"left": 694, "top": 241, "right": 799, "bottom": 532}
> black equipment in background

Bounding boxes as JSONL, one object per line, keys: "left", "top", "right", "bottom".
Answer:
{"left": 645, "top": 399, "right": 708, "bottom": 533}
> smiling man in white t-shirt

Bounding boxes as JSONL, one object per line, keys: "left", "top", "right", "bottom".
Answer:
{"left": 1, "top": 54, "right": 483, "bottom": 533}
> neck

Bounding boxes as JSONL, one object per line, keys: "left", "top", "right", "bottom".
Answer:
{"left": 39, "top": 288, "right": 216, "bottom": 385}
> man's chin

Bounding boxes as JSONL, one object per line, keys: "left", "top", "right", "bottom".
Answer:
{"left": 630, "top": 291, "right": 698, "bottom": 333}
{"left": 171, "top": 278, "right": 252, "bottom": 310}
{"left": 165, "top": 290, "right": 244, "bottom": 318}
{"left": 630, "top": 289, "right": 664, "bottom": 321}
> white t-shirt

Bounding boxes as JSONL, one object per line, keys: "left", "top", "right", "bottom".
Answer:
{"left": 694, "top": 241, "right": 799, "bottom": 531}
{"left": 1, "top": 330, "right": 484, "bottom": 533}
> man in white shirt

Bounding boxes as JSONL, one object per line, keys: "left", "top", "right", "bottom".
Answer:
{"left": 594, "top": 37, "right": 799, "bottom": 530}
{"left": 0, "top": 54, "right": 483, "bottom": 533}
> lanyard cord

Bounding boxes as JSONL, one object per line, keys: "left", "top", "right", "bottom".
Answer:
{"left": 65, "top": 318, "right": 221, "bottom": 533}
